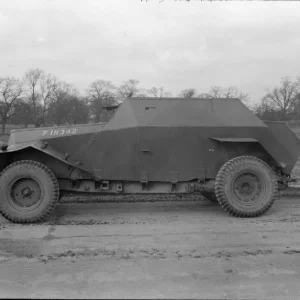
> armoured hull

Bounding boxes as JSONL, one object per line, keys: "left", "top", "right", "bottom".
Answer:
{"left": 2, "top": 97, "right": 300, "bottom": 222}
{"left": 36, "top": 125, "right": 298, "bottom": 182}
{"left": 7, "top": 97, "right": 300, "bottom": 182}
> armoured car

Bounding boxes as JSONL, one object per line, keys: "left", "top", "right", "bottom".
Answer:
{"left": 0, "top": 97, "right": 299, "bottom": 223}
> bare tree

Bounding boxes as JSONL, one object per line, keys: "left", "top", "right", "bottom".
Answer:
{"left": 39, "top": 73, "right": 59, "bottom": 125}
{"left": 136, "top": 93, "right": 148, "bottom": 97}
{"left": 23, "top": 68, "right": 43, "bottom": 127}
{"left": 48, "top": 94, "right": 89, "bottom": 126}
{"left": 133, "top": 87, "right": 149, "bottom": 98}
{"left": 252, "top": 97, "right": 277, "bottom": 120}
{"left": 117, "top": 79, "right": 140, "bottom": 98}
{"left": 66, "top": 97, "right": 90, "bottom": 125}
{"left": 0, "top": 76, "right": 23, "bottom": 134}
{"left": 147, "top": 86, "right": 172, "bottom": 98}
{"left": 178, "top": 88, "right": 197, "bottom": 98}
{"left": 197, "top": 93, "right": 213, "bottom": 99}
{"left": 47, "top": 82, "right": 79, "bottom": 125}
{"left": 206, "top": 86, "right": 249, "bottom": 103}
{"left": 87, "top": 79, "right": 117, "bottom": 122}
{"left": 23, "top": 68, "right": 59, "bottom": 127}
{"left": 10, "top": 100, "right": 32, "bottom": 127}
{"left": 207, "top": 86, "right": 223, "bottom": 98}
{"left": 263, "top": 77, "right": 300, "bottom": 120}
{"left": 53, "top": 81, "right": 76, "bottom": 104}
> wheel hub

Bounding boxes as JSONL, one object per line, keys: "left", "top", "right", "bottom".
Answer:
{"left": 10, "top": 178, "right": 41, "bottom": 208}
{"left": 22, "top": 187, "right": 32, "bottom": 197}
{"left": 233, "top": 173, "right": 261, "bottom": 204}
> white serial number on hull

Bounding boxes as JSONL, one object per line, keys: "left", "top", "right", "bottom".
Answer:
{"left": 42, "top": 128, "right": 77, "bottom": 136}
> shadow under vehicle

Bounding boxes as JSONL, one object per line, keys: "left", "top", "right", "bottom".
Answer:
{"left": 0, "top": 97, "right": 300, "bottom": 223}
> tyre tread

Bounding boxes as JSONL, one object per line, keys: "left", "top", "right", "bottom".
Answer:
{"left": 0, "top": 160, "right": 59, "bottom": 223}
{"left": 215, "top": 156, "right": 278, "bottom": 218}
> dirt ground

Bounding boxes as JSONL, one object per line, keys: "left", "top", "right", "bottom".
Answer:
{"left": 1, "top": 197, "right": 300, "bottom": 299}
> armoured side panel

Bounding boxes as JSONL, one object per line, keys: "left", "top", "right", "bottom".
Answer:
{"left": 208, "top": 126, "right": 298, "bottom": 174}
{"left": 135, "top": 126, "right": 276, "bottom": 182}
{"left": 8, "top": 123, "right": 104, "bottom": 146}
{"left": 43, "top": 125, "right": 298, "bottom": 181}
{"left": 68, "top": 128, "right": 140, "bottom": 180}
{"left": 138, "top": 126, "right": 212, "bottom": 182}
{"left": 263, "top": 121, "right": 300, "bottom": 172}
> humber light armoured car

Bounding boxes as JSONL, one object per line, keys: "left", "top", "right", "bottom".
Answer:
{"left": 0, "top": 97, "right": 299, "bottom": 223}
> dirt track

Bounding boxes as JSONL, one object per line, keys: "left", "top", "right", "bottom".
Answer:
{"left": 1, "top": 197, "right": 300, "bottom": 299}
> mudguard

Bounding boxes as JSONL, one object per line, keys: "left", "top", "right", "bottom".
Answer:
{"left": 0, "top": 140, "right": 94, "bottom": 179}
{"left": 210, "top": 123, "right": 300, "bottom": 174}
{"left": 264, "top": 121, "right": 300, "bottom": 172}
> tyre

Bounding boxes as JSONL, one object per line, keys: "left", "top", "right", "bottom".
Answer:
{"left": 0, "top": 160, "right": 59, "bottom": 223}
{"left": 201, "top": 191, "right": 218, "bottom": 203}
{"left": 215, "top": 156, "right": 278, "bottom": 218}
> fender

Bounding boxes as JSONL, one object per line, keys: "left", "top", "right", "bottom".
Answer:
{"left": 0, "top": 140, "right": 95, "bottom": 180}
{"left": 210, "top": 137, "right": 287, "bottom": 171}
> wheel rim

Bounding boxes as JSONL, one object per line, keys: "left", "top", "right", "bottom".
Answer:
{"left": 8, "top": 177, "right": 44, "bottom": 211}
{"left": 232, "top": 173, "right": 263, "bottom": 206}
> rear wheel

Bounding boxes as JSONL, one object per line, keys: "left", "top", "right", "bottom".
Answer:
{"left": 0, "top": 160, "right": 59, "bottom": 223}
{"left": 215, "top": 156, "right": 278, "bottom": 217}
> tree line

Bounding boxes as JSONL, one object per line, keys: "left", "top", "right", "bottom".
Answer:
{"left": 252, "top": 76, "right": 300, "bottom": 123}
{"left": 1, "top": 68, "right": 300, "bottom": 134}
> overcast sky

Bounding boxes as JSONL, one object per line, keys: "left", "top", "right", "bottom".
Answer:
{"left": 0, "top": 0, "right": 300, "bottom": 104}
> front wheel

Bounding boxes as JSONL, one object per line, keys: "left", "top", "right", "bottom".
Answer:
{"left": 0, "top": 160, "right": 59, "bottom": 223}
{"left": 215, "top": 156, "right": 278, "bottom": 218}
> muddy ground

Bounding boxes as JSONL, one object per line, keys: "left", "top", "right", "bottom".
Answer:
{"left": 0, "top": 196, "right": 300, "bottom": 299}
